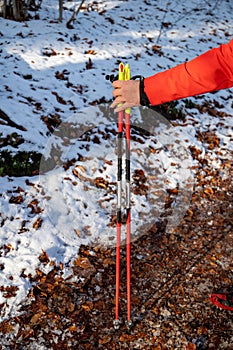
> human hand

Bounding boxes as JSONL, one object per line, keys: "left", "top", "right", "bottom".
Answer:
{"left": 110, "top": 80, "right": 140, "bottom": 112}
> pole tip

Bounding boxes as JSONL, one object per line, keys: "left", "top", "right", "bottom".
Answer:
{"left": 125, "top": 319, "right": 133, "bottom": 329}
{"left": 113, "top": 319, "right": 121, "bottom": 330}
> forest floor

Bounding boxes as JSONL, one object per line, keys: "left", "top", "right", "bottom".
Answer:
{"left": 0, "top": 1, "right": 233, "bottom": 349}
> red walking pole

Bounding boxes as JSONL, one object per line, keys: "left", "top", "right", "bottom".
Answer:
{"left": 113, "top": 62, "right": 125, "bottom": 330}
{"left": 124, "top": 63, "right": 132, "bottom": 328}
{"left": 113, "top": 63, "right": 132, "bottom": 330}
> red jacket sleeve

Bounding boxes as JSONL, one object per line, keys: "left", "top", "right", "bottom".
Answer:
{"left": 144, "top": 39, "right": 233, "bottom": 105}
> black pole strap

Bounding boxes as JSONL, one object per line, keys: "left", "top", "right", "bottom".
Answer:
{"left": 131, "top": 75, "right": 150, "bottom": 107}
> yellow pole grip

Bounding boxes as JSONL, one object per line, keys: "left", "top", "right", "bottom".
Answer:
{"left": 124, "top": 63, "right": 131, "bottom": 114}
{"left": 118, "top": 62, "right": 125, "bottom": 81}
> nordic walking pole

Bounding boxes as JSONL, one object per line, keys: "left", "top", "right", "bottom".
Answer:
{"left": 124, "top": 63, "right": 132, "bottom": 328}
{"left": 114, "top": 62, "right": 125, "bottom": 330}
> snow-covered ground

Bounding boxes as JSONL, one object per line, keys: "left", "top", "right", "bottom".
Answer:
{"left": 0, "top": 0, "right": 232, "bottom": 321}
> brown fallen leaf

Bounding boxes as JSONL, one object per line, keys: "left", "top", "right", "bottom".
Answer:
{"left": 42, "top": 48, "right": 57, "bottom": 57}
{"left": 98, "top": 335, "right": 112, "bottom": 345}
{"left": 81, "top": 302, "right": 93, "bottom": 312}
{"left": 68, "top": 325, "right": 78, "bottom": 332}
{"left": 28, "top": 199, "right": 42, "bottom": 214}
{"left": 73, "top": 256, "right": 93, "bottom": 269}
{"left": 167, "top": 187, "right": 179, "bottom": 195}
{"left": 0, "top": 320, "right": 14, "bottom": 334}
{"left": 119, "top": 334, "right": 138, "bottom": 342}
{"left": 152, "top": 44, "right": 164, "bottom": 56}
{"left": 84, "top": 49, "right": 97, "bottom": 55}
{"left": 74, "top": 228, "right": 81, "bottom": 237}
{"left": 9, "top": 195, "right": 24, "bottom": 204}
{"left": 33, "top": 217, "right": 43, "bottom": 230}
{"left": 30, "top": 312, "right": 44, "bottom": 325}
{"left": 52, "top": 91, "right": 67, "bottom": 105}
{"left": 203, "top": 187, "right": 214, "bottom": 196}
{"left": 38, "top": 250, "right": 50, "bottom": 264}
{"left": 95, "top": 177, "right": 108, "bottom": 189}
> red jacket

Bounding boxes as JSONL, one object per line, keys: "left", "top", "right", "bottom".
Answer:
{"left": 144, "top": 39, "right": 233, "bottom": 105}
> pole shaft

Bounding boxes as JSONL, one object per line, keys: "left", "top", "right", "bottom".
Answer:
{"left": 115, "top": 62, "right": 132, "bottom": 326}
{"left": 115, "top": 63, "right": 125, "bottom": 322}
{"left": 124, "top": 64, "right": 131, "bottom": 324}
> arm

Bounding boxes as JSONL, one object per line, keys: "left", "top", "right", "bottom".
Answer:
{"left": 144, "top": 39, "right": 233, "bottom": 105}
{"left": 111, "top": 39, "right": 233, "bottom": 111}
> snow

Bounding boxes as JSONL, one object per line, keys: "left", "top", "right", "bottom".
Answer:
{"left": 0, "top": 0, "right": 233, "bottom": 321}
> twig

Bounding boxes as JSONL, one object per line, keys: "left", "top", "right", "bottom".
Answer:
{"left": 156, "top": 1, "right": 171, "bottom": 44}
{"left": 66, "top": 0, "right": 85, "bottom": 29}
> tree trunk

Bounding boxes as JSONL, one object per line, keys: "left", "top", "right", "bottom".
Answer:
{"left": 0, "top": 0, "right": 27, "bottom": 21}
{"left": 59, "top": 0, "right": 63, "bottom": 21}
{"left": 1, "top": 0, "right": 9, "bottom": 18}
{"left": 0, "top": 1, "right": 6, "bottom": 17}
{"left": 12, "top": 0, "right": 22, "bottom": 21}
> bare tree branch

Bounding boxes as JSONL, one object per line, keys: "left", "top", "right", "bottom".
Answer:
{"left": 66, "top": 0, "right": 85, "bottom": 29}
